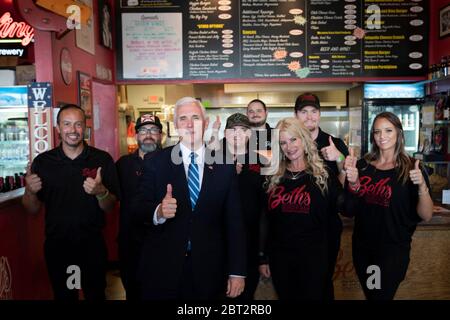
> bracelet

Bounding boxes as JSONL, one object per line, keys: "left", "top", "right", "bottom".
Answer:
{"left": 418, "top": 187, "right": 429, "bottom": 196}
{"left": 96, "top": 189, "right": 109, "bottom": 201}
{"left": 348, "top": 182, "right": 361, "bottom": 193}
{"left": 336, "top": 154, "right": 345, "bottom": 163}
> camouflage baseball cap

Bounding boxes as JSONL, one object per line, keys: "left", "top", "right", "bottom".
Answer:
{"left": 225, "top": 113, "right": 252, "bottom": 129}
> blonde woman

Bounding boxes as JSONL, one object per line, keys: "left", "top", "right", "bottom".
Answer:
{"left": 259, "top": 118, "right": 343, "bottom": 300}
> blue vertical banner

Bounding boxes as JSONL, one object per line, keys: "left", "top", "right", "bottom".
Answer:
{"left": 27, "top": 82, "right": 53, "bottom": 159}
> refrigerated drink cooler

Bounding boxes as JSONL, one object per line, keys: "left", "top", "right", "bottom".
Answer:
{"left": 0, "top": 86, "right": 29, "bottom": 192}
{"left": 362, "top": 83, "right": 424, "bottom": 156}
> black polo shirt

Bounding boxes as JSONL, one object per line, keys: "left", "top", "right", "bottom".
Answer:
{"left": 315, "top": 128, "right": 349, "bottom": 176}
{"left": 116, "top": 149, "right": 159, "bottom": 245}
{"left": 32, "top": 143, "right": 120, "bottom": 241}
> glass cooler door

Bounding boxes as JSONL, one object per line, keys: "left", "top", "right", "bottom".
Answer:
{"left": 0, "top": 108, "right": 29, "bottom": 191}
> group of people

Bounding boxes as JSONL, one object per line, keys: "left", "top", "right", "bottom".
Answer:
{"left": 22, "top": 93, "right": 433, "bottom": 301}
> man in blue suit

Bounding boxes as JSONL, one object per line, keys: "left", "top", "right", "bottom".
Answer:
{"left": 135, "top": 97, "right": 246, "bottom": 300}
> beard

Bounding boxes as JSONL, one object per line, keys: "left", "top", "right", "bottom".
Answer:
{"left": 138, "top": 139, "right": 159, "bottom": 154}
{"left": 62, "top": 133, "right": 82, "bottom": 147}
{"left": 250, "top": 119, "right": 266, "bottom": 128}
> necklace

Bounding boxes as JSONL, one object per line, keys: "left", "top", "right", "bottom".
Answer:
{"left": 288, "top": 170, "right": 304, "bottom": 180}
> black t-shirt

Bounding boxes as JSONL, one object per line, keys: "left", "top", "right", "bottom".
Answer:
{"left": 116, "top": 150, "right": 159, "bottom": 244}
{"left": 315, "top": 128, "right": 349, "bottom": 176}
{"left": 32, "top": 144, "right": 120, "bottom": 241}
{"left": 265, "top": 171, "right": 342, "bottom": 252}
{"left": 219, "top": 140, "right": 266, "bottom": 261}
{"left": 346, "top": 159, "right": 430, "bottom": 247}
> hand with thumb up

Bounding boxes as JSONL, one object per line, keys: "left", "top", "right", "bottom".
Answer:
{"left": 25, "top": 163, "right": 42, "bottom": 195}
{"left": 83, "top": 167, "right": 107, "bottom": 196}
{"left": 320, "top": 136, "right": 342, "bottom": 161}
{"left": 344, "top": 147, "right": 359, "bottom": 185}
{"left": 409, "top": 159, "right": 425, "bottom": 187}
{"left": 158, "top": 184, "right": 177, "bottom": 219}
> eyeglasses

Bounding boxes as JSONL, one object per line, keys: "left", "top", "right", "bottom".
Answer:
{"left": 137, "top": 128, "right": 161, "bottom": 135}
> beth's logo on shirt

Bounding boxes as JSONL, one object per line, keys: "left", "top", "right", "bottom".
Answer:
{"left": 82, "top": 167, "right": 98, "bottom": 179}
{"left": 268, "top": 185, "right": 311, "bottom": 214}
{"left": 358, "top": 176, "right": 392, "bottom": 207}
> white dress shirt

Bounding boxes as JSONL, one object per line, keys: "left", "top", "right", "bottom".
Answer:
{"left": 153, "top": 144, "right": 205, "bottom": 225}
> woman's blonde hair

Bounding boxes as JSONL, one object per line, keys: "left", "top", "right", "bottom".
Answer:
{"left": 266, "top": 117, "right": 329, "bottom": 194}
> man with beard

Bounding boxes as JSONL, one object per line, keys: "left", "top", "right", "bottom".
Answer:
{"left": 22, "top": 104, "right": 119, "bottom": 300}
{"left": 115, "top": 114, "right": 163, "bottom": 300}
{"left": 246, "top": 99, "right": 272, "bottom": 164}
{"left": 294, "top": 93, "right": 349, "bottom": 300}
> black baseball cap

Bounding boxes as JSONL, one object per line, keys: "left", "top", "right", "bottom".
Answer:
{"left": 135, "top": 114, "right": 163, "bottom": 132}
{"left": 295, "top": 93, "right": 320, "bottom": 112}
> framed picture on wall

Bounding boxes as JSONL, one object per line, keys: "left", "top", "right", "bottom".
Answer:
{"left": 77, "top": 71, "right": 92, "bottom": 117}
{"left": 84, "top": 126, "right": 91, "bottom": 144}
{"left": 439, "top": 4, "right": 450, "bottom": 38}
{"left": 75, "top": 0, "right": 95, "bottom": 54}
{"left": 99, "top": 0, "right": 113, "bottom": 49}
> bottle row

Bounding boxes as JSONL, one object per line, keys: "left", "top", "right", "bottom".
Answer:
{"left": 0, "top": 144, "right": 29, "bottom": 161}
{"left": 0, "top": 124, "right": 28, "bottom": 141}
{"left": 370, "top": 112, "right": 417, "bottom": 129}
{"left": 429, "top": 55, "right": 450, "bottom": 80}
{"left": 0, "top": 172, "right": 25, "bottom": 193}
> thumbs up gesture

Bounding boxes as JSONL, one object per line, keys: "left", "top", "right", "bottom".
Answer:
{"left": 344, "top": 147, "right": 359, "bottom": 185}
{"left": 236, "top": 163, "right": 243, "bottom": 175}
{"left": 25, "top": 163, "right": 42, "bottom": 194}
{"left": 83, "top": 167, "right": 106, "bottom": 196}
{"left": 158, "top": 184, "right": 177, "bottom": 219}
{"left": 320, "top": 136, "right": 342, "bottom": 161}
{"left": 409, "top": 160, "right": 425, "bottom": 187}
{"left": 212, "top": 115, "right": 221, "bottom": 131}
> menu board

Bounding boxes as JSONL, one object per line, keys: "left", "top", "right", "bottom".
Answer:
{"left": 116, "top": 0, "right": 428, "bottom": 81}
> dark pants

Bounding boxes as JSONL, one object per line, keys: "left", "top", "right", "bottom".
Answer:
{"left": 325, "top": 216, "right": 343, "bottom": 300}
{"left": 118, "top": 239, "right": 142, "bottom": 300}
{"left": 269, "top": 245, "right": 328, "bottom": 300}
{"left": 352, "top": 243, "right": 411, "bottom": 300}
{"left": 44, "top": 236, "right": 107, "bottom": 301}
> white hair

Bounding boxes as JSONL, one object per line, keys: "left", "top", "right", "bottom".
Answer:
{"left": 173, "top": 97, "right": 206, "bottom": 122}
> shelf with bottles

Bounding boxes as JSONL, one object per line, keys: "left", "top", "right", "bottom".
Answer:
{"left": 0, "top": 139, "right": 29, "bottom": 144}
{"left": 425, "top": 55, "right": 450, "bottom": 84}
{"left": 419, "top": 75, "right": 450, "bottom": 86}
{"left": 0, "top": 160, "right": 28, "bottom": 165}
{"left": 0, "top": 172, "right": 26, "bottom": 194}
